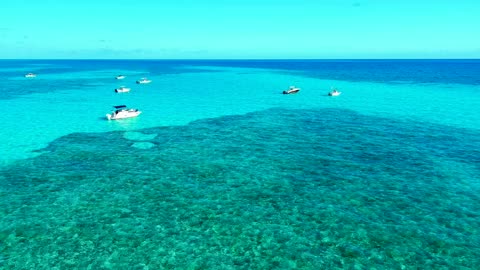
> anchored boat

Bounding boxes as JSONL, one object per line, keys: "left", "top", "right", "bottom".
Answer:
{"left": 136, "top": 78, "right": 152, "bottom": 84}
{"left": 114, "top": 86, "right": 131, "bottom": 93}
{"left": 106, "top": 105, "right": 141, "bottom": 120}
{"left": 283, "top": 86, "right": 300, "bottom": 94}
{"left": 328, "top": 88, "right": 341, "bottom": 96}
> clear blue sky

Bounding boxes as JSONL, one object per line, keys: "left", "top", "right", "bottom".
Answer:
{"left": 1, "top": 0, "right": 479, "bottom": 59}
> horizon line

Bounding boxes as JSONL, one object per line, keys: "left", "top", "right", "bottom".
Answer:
{"left": 0, "top": 58, "right": 479, "bottom": 61}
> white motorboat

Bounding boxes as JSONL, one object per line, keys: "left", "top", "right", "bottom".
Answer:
{"left": 116, "top": 75, "right": 126, "bottom": 80}
{"left": 283, "top": 86, "right": 300, "bottom": 94}
{"left": 25, "top": 73, "right": 37, "bottom": 78}
{"left": 106, "top": 105, "right": 141, "bottom": 120}
{"left": 136, "top": 78, "right": 152, "bottom": 84}
{"left": 328, "top": 88, "right": 341, "bottom": 96}
{"left": 115, "top": 86, "right": 131, "bottom": 93}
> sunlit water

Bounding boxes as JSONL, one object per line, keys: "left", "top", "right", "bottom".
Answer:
{"left": 0, "top": 60, "right": 479, "bottom": 268}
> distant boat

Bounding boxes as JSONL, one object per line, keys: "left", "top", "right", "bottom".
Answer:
{"left": 116, "top": 75, "right": 126, "bottom": 80}
{"left": 106, "top": 105, "right": 141, "bottom": 120}
{"left": 25, "top": 73, "right": 37, "bottom": 78}
{"left": 283, "top": 86, "right": 300, "bottom": 94}
{"left": 114, "top": 86, "right": 131, "bottom": 93}
{"left": 328, "top": 88, "right": 341, "bottom": 96}
{"left": 136, "top": 78, "right": 152, "bottom": 84}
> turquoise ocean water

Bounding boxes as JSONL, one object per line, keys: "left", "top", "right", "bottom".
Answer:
{"left": 0, "top": 60, "right": 479, "bottom": 268}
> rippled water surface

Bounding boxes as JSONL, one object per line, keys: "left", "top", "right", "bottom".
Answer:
{"left": 0, "top": 60, "right": 479, "bottom": 268}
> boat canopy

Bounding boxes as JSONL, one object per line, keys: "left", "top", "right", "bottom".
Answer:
{"left": 114, "top": 105, "right": 127, "bottom": 109}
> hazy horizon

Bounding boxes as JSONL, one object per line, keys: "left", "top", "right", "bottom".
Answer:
{"left": 1, "top": 58, "right": 479, "bottom": 61}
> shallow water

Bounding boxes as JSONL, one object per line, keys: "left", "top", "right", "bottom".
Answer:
{"left": 0, "top": 60, "right": 479, "bottom": 268}
{"left": 1, "top": 108, "right": 479, "bottom": 268}
{"left": 1, "top": 61, "right": 479, "bottom": 164}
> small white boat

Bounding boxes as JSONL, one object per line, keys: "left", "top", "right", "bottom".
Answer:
{"left": 116, "top": 75, "right": 126, "bottom": 80}
{"left": 283, "top": 86, "right": 300, "bottom": 94}
{"left": 136, "top": 78, "right": 152, "bottom": 84}
{"left": 114, "top": 86, "right": 131, "bottom": 93}
{"left": 106, "top": 105, "right": 141, "bottom": 120}
{"left": 328, "top": 88, "right": 341, "bottom": 96}
{"left": 25, "top": 73, "right": 37, "bottom": 78}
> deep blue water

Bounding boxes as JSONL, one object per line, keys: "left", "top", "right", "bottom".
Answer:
{"left": 179, "top": 59, "right": 480, "bottom": 85}
{"left": 1, "top": 59, "right": 479, "bottom": 92}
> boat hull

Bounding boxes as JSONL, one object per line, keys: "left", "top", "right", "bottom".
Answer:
{"left": 106, "top": 110, "right": 141, "bottom": 120}
{"left": 283, "top": 86, "right": 300, "bottom": 94}
{"left": 283, "top": 89, "right": 300, "bottom": 94}
{"left": 115, "top": 88, "right": 131, "bottom": 93}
